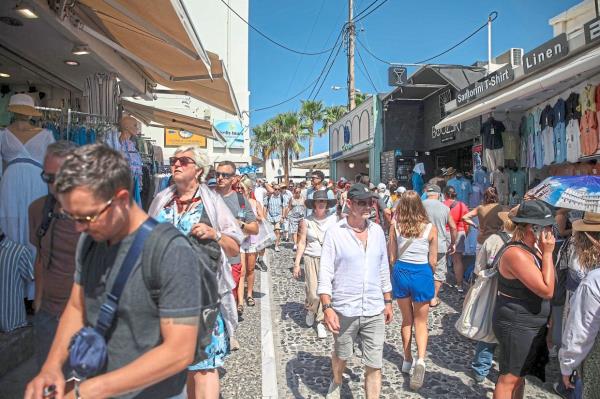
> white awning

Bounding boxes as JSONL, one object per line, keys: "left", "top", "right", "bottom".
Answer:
{"left": 436, "top": 45, "right": 600, "bottom": 129}
{"left": 293, "top": 152, "right": 330, "bottom": 169}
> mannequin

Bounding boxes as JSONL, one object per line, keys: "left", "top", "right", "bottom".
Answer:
{"left": 119, "top": 115, "right": 143, "bottom": 205}
{"left": 0, "top": 93, "right": 55, "bottom": 300}
{"left": 119, "top": 115, "right": 138, "bottom": 142}
{"left": 411, "top": 161, "right": 425, "bottom": 195}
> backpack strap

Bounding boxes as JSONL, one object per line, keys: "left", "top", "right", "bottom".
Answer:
{"left": 142, "top": 222, "right": 186, "bottom": 305}
{"left": 449, "top": 200, "right": 458, "bottom": 210}
{"left": 236, "top": 192, "right": 246, "bottom": 210}
{"left": 495, "top": 231, "right": 511, "bottom": 244}
{"left": 36, "top": 195, "right": 57, "bottom": 248}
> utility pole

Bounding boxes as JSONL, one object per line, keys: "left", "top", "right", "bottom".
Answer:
{"left": 348, "top": 0, "right": 356, "bottom": 111}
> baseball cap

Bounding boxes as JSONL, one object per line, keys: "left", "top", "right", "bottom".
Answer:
{"left": 395, "top": 186, "right": 407, "bottom": 194}
{"left": 426, "top": 184, "right": 441, "bottom": 193}
{"left": 348, "top": 183, "right": 377, "bottom": 201}
{"left": 377, "top": 183, "right": 386, "bottom": 191}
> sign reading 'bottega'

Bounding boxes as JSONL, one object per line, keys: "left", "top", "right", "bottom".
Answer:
{"left": 456, "top": 66, "right": 514, "bottom": 107}
{"left": 523, "top": 33, "right": 569, "bottom": 75}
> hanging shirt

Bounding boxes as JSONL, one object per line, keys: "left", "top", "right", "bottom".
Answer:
{"left": 473, "top": 168, "right": 490, "bottom": 188}
{"left": 554, "top": 98, "right": 567, "bottom": 164}
{"left": 541, "top": 105, "right": 556, "bottom": 165}
{"left": 526, "top": 113, "right": 536, "bottom": 168}
{"left": 481, "top": 118, "right": 506, "bottom": 149}
{"left": 490, "top": 169, "right": 509, "bottom": 201}
{"left": 508, "top": 169, "right": 527, "bottom": 201}
{"left": 565, "top": 92, "right": 581, "bottom": 121}
{"left": 566, "top": 119, "right": 582, "bottom": 163}
{"left": 519, "top": 116, "right": 529, "bottom": 168}
{"left": 502, "top": 130, "right": 519, "bottom": 161}
{"left": 580, "top": 84, "right": 596, "bottom": 113}
{"left": 0, "top": 236, "right": 33, "bottom": 332}
{"left": 580, "top": 110, "right": 599, "bottom": 157}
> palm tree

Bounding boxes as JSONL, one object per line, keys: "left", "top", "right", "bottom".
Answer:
{"left": 271, "top": 112, "right": 305, "bottom": 183}
{"left": 299, "top": 100, "right": 325, "bottom": 157}
{"left": 355, "top": 92, "right": 368, "bottom": 107}
{"left": 320, "top": 105, "right": 347, "bottom": 135}
{"left": 251, "top": 122, "right": 277, "bottom": 173}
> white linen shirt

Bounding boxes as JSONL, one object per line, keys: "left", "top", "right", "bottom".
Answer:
{"left": 317, "top": 218, "right": 392, "bottom": 317}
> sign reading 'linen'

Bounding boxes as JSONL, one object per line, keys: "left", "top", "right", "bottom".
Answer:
{"left": 523, "top": 33, "right": 569, "bottom": 75}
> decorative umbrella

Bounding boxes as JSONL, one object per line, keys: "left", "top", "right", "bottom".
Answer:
{"left": 527, "top": 176, "right": 600, "bottom": 212}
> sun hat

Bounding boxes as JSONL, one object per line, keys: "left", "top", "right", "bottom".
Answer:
{"left": 443, "top": 167, "right": 457, "bottom": 176}
{"left": 348, "top": 183, "right": 378, "bottom": 201}
{"left": 498, "top": 206, "right": 519, "bottom": 224}
{"left": 572, "top": 212, "right": 600, "bottom": 232}
{"left": 509, "top": 200, "right": 555, "bottom": 226}
{"left": 305, "top": 189, "right": 337, "bottom": 209}
{"left": 377, "top": 182, "right": 386, "bottom": 191}
{"left": 395, "top": 186, "right": 407, "bottom": 194}
{"left": 8, "top": 93, "right": 41, "bottom": 117}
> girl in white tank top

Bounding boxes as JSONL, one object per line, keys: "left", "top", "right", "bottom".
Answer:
{"left": 396, "top": 223, "right": 433, "bottom": 264}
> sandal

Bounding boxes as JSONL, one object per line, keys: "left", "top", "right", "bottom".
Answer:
{"left": 246, "top": 297, "right": 256, "bottom": 307}
{"left": 430, "top": 297, "right": 441, "bottom": 308}
{"left": 237, "top": 304, "right": 244, "bottom": 315}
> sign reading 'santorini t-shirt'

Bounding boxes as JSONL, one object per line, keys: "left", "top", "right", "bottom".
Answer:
{"left": 523, "top": 33, "right": 569, "bottom": 75}
{"left": 456, "top": 66, "right": 514, "bottom": 107}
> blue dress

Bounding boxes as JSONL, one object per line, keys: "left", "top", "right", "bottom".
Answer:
{"left": 156, "top": 199, "right": 230, "bottom": 370}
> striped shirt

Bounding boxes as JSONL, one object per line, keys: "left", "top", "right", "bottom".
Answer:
{"left": 265, "top": 194, "right": 288, "bottom": 223}
{"left": 0, "top": 237, "right": 33, "bottom": 332}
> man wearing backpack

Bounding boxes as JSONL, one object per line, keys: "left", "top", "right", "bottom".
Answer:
{"left": 28, "top": 141, "right": 80, "bottom": 370}
{"left": 265, "top": 184, "right": 287, "bottom": 251}
{"left": 25, "top": 144, "right": 201, "bottom": 399}
{"left": 215, "top": 161, "right": 258, "bottom": 326}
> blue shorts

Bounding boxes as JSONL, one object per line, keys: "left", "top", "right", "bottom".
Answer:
{"left": 391, "top": 260, "right": 435, "bottom": 302}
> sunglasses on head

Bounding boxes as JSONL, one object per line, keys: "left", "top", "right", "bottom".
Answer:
{"left": 40, "top": 171, "right": 56, "bottom": 184}
{"left": 215, "top": 172, "right": 234, "bottom": 179}
{"left": 169, "top": 156, "right": 196, "bottom": 166}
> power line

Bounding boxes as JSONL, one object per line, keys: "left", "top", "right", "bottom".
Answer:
{"left": 219, "top": 0, "right": 334, "bottom": 56}
{"left": 356, "top": 11, "right": 498, "bottom": 65}
{"left": 311, "top": 40, "right": 346, "bottom": 101}
{"left": 251, "top": 76, "right": 322, "bottom": 112}
{"left": 308, "top": 26, "right": 347, "bottom": 99}
{"left": 353, "top": 0, "right": 380, "bottom": 20}
{"left": 355, "top": 0, "right": 389, "bottom": 23}
{"left": 356, "top": 46, "right": 378, "bottom": 92}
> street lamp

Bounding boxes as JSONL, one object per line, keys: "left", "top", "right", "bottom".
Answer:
{"left": 331, "top": 86, "right": 362, "bottom": 93}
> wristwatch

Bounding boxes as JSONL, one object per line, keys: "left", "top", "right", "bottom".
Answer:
{"left": 215, "top": 231, "right": 222, "bottom": 242}
{"left": 323, "top": 303, "right": 334, "bottom": 312}
{"left": 384, "top": 299, "right": 393, "bottom": 304}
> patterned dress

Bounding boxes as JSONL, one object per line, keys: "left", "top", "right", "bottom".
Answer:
{"left": 156, "top": 197, "right": 229, "bottom": 370}
{"left": 288, "top": 197, "right": 306, "bottom": 234}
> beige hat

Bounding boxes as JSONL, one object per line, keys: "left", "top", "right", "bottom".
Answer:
{"left": 8, "top": 93, "right": 41, "bottom": 117}
{"left": 573, "top": 212, "right": 600, "bottom": 232}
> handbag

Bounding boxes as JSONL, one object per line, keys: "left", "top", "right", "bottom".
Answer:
{"left": 255, "top": 219, "right": 276, "bottom": 251}
{"left": 68, "top": 218, "right": 157, "bottom": 379}
{"left": 455, "top": 243, "right": 513, "bottom": 343}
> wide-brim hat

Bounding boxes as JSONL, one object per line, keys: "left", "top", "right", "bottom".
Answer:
{"left": 498, "top": 206, "right": 519, "bottom": 224}
{"left": 305, "top": 189, "right": 337, "bottom": 209}
{"left": 509, "top": 200, "right": 555, "bottom": 226}
{"left": 443, "top": 167, "right": 457, "bottom": 176}
{"left": 573, "top": 212, "right": 600, "bottom": 232}
{"left": 8, "top": 93, "right": 41, "bottom": 117}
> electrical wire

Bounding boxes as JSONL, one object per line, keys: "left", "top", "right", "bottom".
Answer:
{"left": 219, "top": 0, "right": 334, "bottom": 56}
{"left": 310, "top": 40, "right": 345, "bottom": 101}
{"left": 356, "top": 46, "right": 378, "bottom": 92}
{"left": 307, "top": 25, "right": 347, "bottom": 99}
{"left": 251, "top": 76, "right": 322, "bottom": 112}
{"left": 354, "top": 0, "right": 389, "bottom": 23}
{"left": 357, "top": 11, "right": 498, "bottom": 65}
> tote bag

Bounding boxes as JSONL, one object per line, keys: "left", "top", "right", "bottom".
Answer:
{"left": 255, "top": 219, "right": 276, "bottom": 251}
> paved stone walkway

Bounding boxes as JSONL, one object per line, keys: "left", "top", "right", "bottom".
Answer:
{"left": 269, "top": 243, "right": 560, "bottom": 398}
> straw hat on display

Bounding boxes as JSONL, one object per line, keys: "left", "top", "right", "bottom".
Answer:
{"left": 572, "top": 212, "right": 600, "bottom": 232}
{"left": 8, "top": 93, "right": 41, "bottom": 117}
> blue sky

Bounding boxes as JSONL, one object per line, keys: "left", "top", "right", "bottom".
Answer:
{"left": 248, "top": 0, "right": 581, "bottom": 157}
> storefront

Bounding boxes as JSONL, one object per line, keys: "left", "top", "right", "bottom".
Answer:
{"left": 438, "top": 7, "right": 600, "bottom": 198}
{"left": 329, "top": 95, "right": 383, "bottom": 182}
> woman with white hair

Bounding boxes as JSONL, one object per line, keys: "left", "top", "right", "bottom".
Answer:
{"left": 148, "top": 145, "right": 243, "bottom": 399}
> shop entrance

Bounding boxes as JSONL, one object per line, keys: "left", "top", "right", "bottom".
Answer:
{"left": 431, "top": 141, "right": 474, "bottom": 174}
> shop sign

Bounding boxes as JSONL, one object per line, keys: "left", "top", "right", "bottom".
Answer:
{"left": 523, "top": 33, "right": 569, "bottom": 75}
{"left": 214, "top": 119, "right": 244, "bottom": 149}
{"left": 164, "top": 128, "right": 207, "bottom": 148}
{"left": 341, "top": 143, "right": 354, "bottom": 151}
{"left": 584, "top": 17, "right": 600, "bottom": 45}
{"left": 343, "top": 126, "right": 351, "bottom": 144}
{"left": 456, "top": 66, "right": 514, "bottom": 107}
{"left": 388, "top": 66, "right": 408, "bottom": 86}
{"left": 432, "top": 122, "right": 462, "bottom": 143}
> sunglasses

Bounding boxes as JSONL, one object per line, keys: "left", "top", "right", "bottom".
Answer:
{"left": 61, "top": 197, "right": 114, "bottom": 224}
{"left": 353, "top": 199, "right": 373, "bottom": 207}
{"left": 40, "top": 171, "right": 56, "bottom": 184}
{"left": 215, "top": 172, "right": 234, "bottom": 179}
{"left": 169, "top": 156, "right": 196, "bottom": 166}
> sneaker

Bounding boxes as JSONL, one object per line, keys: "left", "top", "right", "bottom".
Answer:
{"left": 275, "top": 246, "right": 281, "bottom": 252}
{"left": 471, "top": 370, "right": 486, "bottom": 384}
{"left": 229, "top": 336, "right": 240, "bottom": 351}
{"left": 293, "top": 244, "right": 298, "bottom": 251}
{"left": 401, "top": 358, "right": 414, "bottom": 374}
{"left": 325, "top": 381, "right": 341, "bottom": 399}
{"left": 553, "top": 381, "right": 570, "bottom": 399}
{"left": 305, "top": 312, "right": 315, "bottom": 327}
{"left": 457, "top": 286, "right": 464, "bottom": 294}
{"left": 410, "top": 359, "right": 426, "bottom": 390}
{"left": 317, "top": 323, "right": 327, "bottom": 339}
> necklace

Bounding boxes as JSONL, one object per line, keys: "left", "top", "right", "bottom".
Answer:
{"left": 349, "top": 221, "right": 368, "bottom": 233}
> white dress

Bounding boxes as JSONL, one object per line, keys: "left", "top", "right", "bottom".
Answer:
{"left": 0, "top": 128, "right": 54, "bottom": 255}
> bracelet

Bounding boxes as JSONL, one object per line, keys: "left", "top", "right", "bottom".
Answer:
{"left": 322, "top": 303, "right": 334, "bottom": 312}
{"left": 384, "top": 299, "right": 393, "bottom": 304}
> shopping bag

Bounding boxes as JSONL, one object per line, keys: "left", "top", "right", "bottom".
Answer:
{"left": 455, "top": 266, "right": 499, "bottom": 343}
{"left": 255, "top": 219, "right": 276, "bottom": 251}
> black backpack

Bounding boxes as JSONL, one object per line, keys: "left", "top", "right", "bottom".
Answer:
{"left": 142, "top": 223, "right": 221, "bottom": 362}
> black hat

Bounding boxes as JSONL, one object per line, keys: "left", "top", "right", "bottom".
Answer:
{"left": 509, "top": 200, "right": 555, "bottom": 226}
{"left": 348, "top": 183, "right": 377, "bottom": 201}
{"left": 305, "top": 189, "right": 337, "bottom": 209}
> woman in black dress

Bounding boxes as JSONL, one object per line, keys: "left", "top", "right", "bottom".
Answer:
{"left": 492, "top": 200, "right": 556, "bottom": 399}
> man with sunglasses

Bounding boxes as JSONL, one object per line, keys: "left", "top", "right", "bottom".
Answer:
{"left": 27, "top": 140, "right": 80, "bottom": 371}
{"left": 265, "top": 184, "right": 288, "bottom": 251}
{"left": 318, "top": 183, "right": 393, "bottom": 399}
{"left": 26, "top": 144, "right": 201, "bottom": 399}
{"left": 306, "top": 170, "right": 335, "bottom": 217}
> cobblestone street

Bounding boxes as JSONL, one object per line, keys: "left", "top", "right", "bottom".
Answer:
{"left": 268, "top": 244, "right": 561, "bottom": 399}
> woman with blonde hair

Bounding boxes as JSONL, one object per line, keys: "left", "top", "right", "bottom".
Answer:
{"left": 236, "top": 176, "right": 265, "bottom": 312}
{"left": 148, "top": 145, "right": 243, "bottom": 399}
{"left": 388, "top": 190, "right": 437, "bottom": 390}
{"left": 559, "top": 212, "right": 600, "bottom": 397}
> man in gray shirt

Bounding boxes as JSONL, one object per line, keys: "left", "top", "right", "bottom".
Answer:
{"left": 422, "top": 184, "right": 457, "bottom": 307}
{"left": 25, "top": 144, "right": 201, "bottom": 399}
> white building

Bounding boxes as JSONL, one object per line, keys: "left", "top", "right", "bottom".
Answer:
{"left": 138, "top": 0, "right": 250, "bottom": 167}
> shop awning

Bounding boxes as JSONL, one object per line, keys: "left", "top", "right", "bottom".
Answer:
{"left": 122, "top": 100, "right": 225, "bottom": 142}
{"left": 293, "top": 152, "right": 330, "bottom": 169}
{"left": 435, "top": 45, "right": 600, "bottom": 129}
{"left": 73, "top": 0, "right": 241, "bottom": 116}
